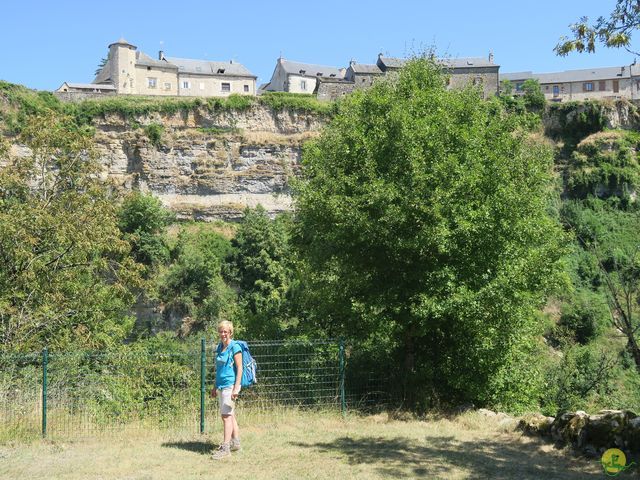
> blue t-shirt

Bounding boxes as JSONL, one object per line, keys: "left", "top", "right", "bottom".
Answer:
{"left": 215, "top": 341, "right": 242, "bottom": 389}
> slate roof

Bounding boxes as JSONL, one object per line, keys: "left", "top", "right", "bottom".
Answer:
{"left": 441, "top": 57, "right": 498, "bottom": 68}
{"left": 165, "top": 56, "right": 256, "bottom": 78}
{"left": 279, "top": 59, "right": 344, "bottom": 78}
{"left": 136, "top": 51, "right": 177, "bottom": 70}
{"left": 377, "top": 55, "right": 498, "bottom": 70}
{"left": 500, "top": 72, "right": 534, "bottom": 81}
{"left": 67, "top": 82, "right": 116, "bottom": 90}
{"left": 108, "top": 37, "right": 136, "bottom": 49}
{"left": 502, "top": 66, "right": 633, "bottom": 84}
{"left": 377, "top": 56, "right": 406, "bottom": 69}
{"left": 349, "top": 63, "right": 383, "bottom": 74}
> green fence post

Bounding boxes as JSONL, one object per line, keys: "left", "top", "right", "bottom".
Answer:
{"left": 339, "top": 339, "right": 346, "bottom": 417}
{"left": 200, "top": 337, "right": 206, "bottom": 434}
{"left": 42, "top": 347, "right": 48, "bottom": 437}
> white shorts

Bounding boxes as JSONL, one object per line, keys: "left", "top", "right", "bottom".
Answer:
{"left": 218, "top": 387, "right": 235, "bottom": 416}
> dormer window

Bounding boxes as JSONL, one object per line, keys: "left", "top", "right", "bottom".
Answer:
{"left": 217, "top": 68, "right": 225, "bottom": 74}
{"left": 330, "top": 74, "right": 336, "bottom": 77}
{"left": 299, "top": 70, "right": 306, "bottom": 75}
{"left": 196, "top": 66, "right": 202, "bottom": 72}
{"left": 316, "top": 72, "right": 322, "bottom": 76}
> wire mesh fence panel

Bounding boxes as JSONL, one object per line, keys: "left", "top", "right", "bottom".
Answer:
{"left": 220, "top": 340, "right": 342, "bottom": 410}
{"left": 0, "top": 339, "right": 387, "bottom": 440}
{"left": 0, "top": 352, "right": 42, "bottom": 442}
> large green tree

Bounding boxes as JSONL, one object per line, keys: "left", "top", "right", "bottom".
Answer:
{"left": 227, "top": 206, "right": 294, "bottom": 338}
{"left": 294, "top": 58, "right": 565, "bottom": 410}
{"left": 0, "top": 114, "right": 142, "bottom": 351}
{"left": 556, "top": 0, "right": 640, "bottom": 56}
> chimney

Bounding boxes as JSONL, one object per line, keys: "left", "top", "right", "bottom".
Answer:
{"left": 158, "top": 50, "right": 165, "bottom": 61}
{"left": 489, "top": 51, "right": 494, "bottom": 64}
{"left": 349, "top": 59, "right": 356, "bottom": 67}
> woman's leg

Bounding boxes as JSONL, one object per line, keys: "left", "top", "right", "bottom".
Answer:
{"left": 222, "top": 414, "right": 233, "bottom": 443}
{"left": 231, "top": 414, "right": 239, "bottom": 440}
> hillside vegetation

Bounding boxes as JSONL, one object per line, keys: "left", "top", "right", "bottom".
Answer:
{"left": 2, "top": 63, "right": 640, "bottom": 420}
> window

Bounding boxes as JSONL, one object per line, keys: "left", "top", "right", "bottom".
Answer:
{"left": 553, "top": 85, "right": 560, "bottom": 97}
{"left": 300, "top": 80, "right": 307, "bottom": 91}
{"left": 147, "top": 77, "right": 157, "bottom": 89}
{"left": 613, "top": 80, "right": 619, "bottom": 93}
{"left": 599, "top": 81, "right": 606, "bottom": 91}
{"left": 473, "top": 76, "right": 483, "bottom": 86}
{"left": 244, "top": 84, "right": 249, "bottom": 92}
{"left": 199, "top": 82, "right": 205, "bottom": 90}
{"left": 515, "top": 82, "right": 523, "bottom": 92}
{"left": 221, "top": 82, "right": 231, "bottom": 92}
{"left": 583, "top": 82, "right": 594, "bottom": 92}
{"left": 164, "top": 82, "right": 171, "bottom": 90}
{"left": 182, "top": 81, "right": 191, "bottom": 89}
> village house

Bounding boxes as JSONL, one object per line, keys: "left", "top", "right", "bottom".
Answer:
{"left": 56, "top": 38, "right": 256, "bottom": 98}
{"left": 261, "top": 58, "right": 346, "bottom": 94}
{"left": 501, "top": 64, "right": 640, "bottom": 102}
{"left": 265, "top": 53, "right": 500, "bottom": 101}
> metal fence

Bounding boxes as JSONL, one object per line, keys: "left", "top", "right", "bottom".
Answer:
{"left": 0, "top": 339, "right": 385, "bottom": 440}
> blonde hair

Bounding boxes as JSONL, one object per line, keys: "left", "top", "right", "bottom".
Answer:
{"left": 217, "top": 320, "right": 234, "bottom": 337}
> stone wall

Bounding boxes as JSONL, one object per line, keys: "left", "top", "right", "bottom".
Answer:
{"left": 54, "top": 91, "right": 117, "bottom": 103}
{"left": 519, "top": 410, "right": 640, "bottom": 457}
{"left": 316, "top": 81, "right": 356, "bottom": 102}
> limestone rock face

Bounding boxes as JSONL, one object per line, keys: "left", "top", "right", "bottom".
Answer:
{"left": 9, "top": 105, "right": 325, "bottom": 221}
{"left": 93, "top": 105, "right": 324, "bottom": 220}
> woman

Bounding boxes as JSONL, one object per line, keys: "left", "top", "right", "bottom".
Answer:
{"left": 211, "top": 320, "right": 242, "bottom": 459}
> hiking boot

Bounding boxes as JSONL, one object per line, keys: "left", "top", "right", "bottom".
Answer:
{"left": 230, "top": 438, "right": 241, "bottom": 452}
{"left": 211, "top": 443, "right": 231, "bottom": 460}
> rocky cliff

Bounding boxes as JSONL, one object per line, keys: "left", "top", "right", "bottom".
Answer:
{"left": 8, "top": 103, "right": 327, "bottom": 220}
{"left": 95, "top": 105, "right": 327, "bottom": 220}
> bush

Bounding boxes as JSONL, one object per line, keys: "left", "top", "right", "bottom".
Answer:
{"left": 143, "top": 123, "right": 164, "bottom": 147}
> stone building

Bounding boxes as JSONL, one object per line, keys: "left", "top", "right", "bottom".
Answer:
{"left": 266, "top": 53, "right": 500, "bottom": 100}
{"left": 263, "top": 58, "right": 346, "bottom": 94}
{"left": 58, "top": 38, "right": 256, "bottom": 98}
{"left": 501, "top": 64, "right": 640, "bottom": 102}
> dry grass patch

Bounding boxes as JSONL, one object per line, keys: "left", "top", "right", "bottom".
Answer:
{"left": 0, "top": 410, "right": 604, "bottom": 479}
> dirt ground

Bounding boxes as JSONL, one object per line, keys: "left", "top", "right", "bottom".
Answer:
{"left": 0, "top": 411, "right": 607, "bottom": 480}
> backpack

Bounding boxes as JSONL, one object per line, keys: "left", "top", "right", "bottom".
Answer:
{"left": 217, "top": 340, "right": 258, "bottom": 388}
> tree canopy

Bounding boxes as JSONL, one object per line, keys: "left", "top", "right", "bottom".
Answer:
{"left": 293, "top": 58, "right": 566, "bottom": 410}
{"left": 556, "top": 0, "right": 640, "bottom": 56}
{"left": 0, "top": 114, "right": 142, "bottom": 351}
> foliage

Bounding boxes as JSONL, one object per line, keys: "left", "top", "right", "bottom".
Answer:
{"left": 95, "top": 57, "right": 108, "bottom": 77}
{"left": 0, "top": 113, "right": 142, "bottom": 351}
{"left": 226, "top": 207, "right": 294, "bottom": 338}
{"left": 118, "top": 191, "right": 174, "bottom": 268}
{"left": 158, "top": 226, "right": 235, "bottom": 330}
{"left": 555, "top": 1, "right": 640, "bottom": 56}
{"left": 500, "top": 79, "right": 513, "bottom": 96}
{"left": 565, "top": 131, "right": 640, "bottom": 200}
{"left": 293, "top": 57, "right": 566, "bottom": 411}
{"left": 557, "top": 288, "right": 609, "bottom": 345}
{"left": 546, "top": 101, "right": 607, "bottom": 146}
{"left": 522, "top": 79, "right": 546, "bottom": 110}
{"left": 541, "top": 343, "right": 619, "bottom": 415}
{"left": 0, "top": 81, "right": 71, "bottom": 134}
{"left": 143, "top": 123, "right": 164, "bottom": 147}
{"left": 561, "top": 198, "right": 640, "bottom": 371}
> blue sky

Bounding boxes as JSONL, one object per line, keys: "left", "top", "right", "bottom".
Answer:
{"left": 0, "top": 0, "right": 635, "bottom": 90}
